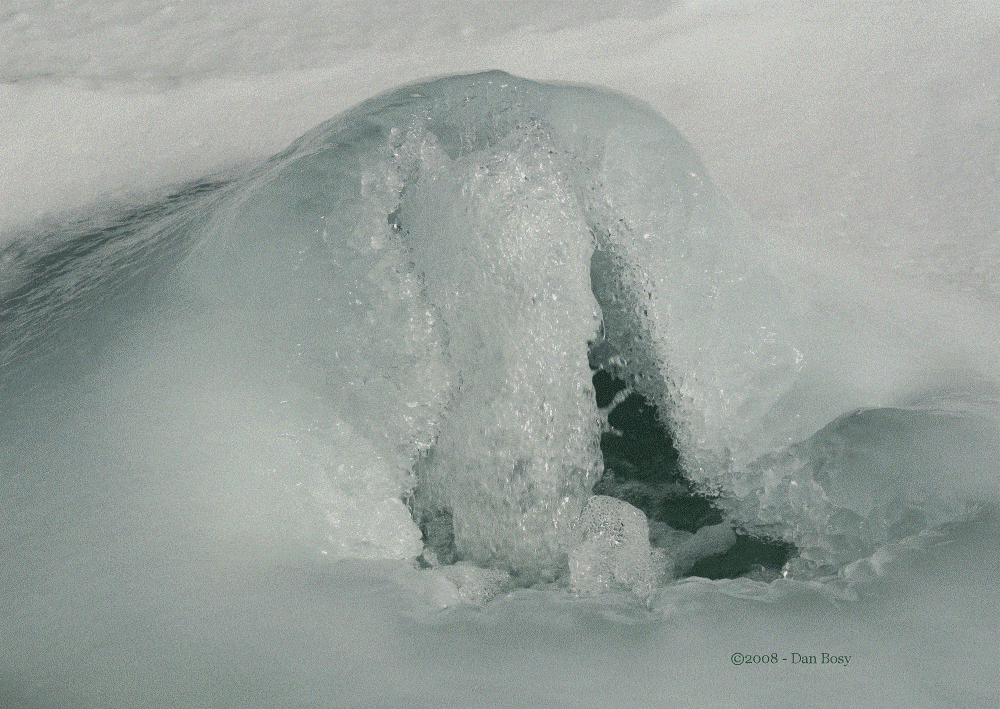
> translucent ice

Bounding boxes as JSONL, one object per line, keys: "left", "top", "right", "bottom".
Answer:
{"left": 671, "top": 522, "right": 737, "bottom": 577}
{"left": 569, "top": 495, "right": 654, "bottom": 596}
{"left": 173, "top": 69, "right": 727, "bottom": 581}
{"left": 4, "top": 69, "right": 997, "bottom": 596}
{"left": 221, "top": 69, "right": 997, "bottom": 583}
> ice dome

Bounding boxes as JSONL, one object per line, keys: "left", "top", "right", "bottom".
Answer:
{"left": 5, "top": 70, "right": 994, "bottom": 588}
{"left": 2, "top": 51, "right": 997, "bottom": 707}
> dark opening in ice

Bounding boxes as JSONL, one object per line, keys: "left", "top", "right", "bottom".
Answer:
{"left": 411, "top": 349, "right": 798, "bottom": 584}
{"left": 588, "top": 358, "right": 797, "bottom": 582}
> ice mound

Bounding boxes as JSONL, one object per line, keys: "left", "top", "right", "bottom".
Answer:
{"left": 215, "top": 70, "right": 996, "bottom": 587}
{"left": 178, "top": 69, "right": 727, "bottom": 582}
{"left": 6, "top": 70, "right": 996, "bottom": 599}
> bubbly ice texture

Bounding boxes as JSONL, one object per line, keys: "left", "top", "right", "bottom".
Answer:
{"left": 569, "top": 495, "right": 654, "bottom": 596}
{"left": 2, "top": 61, "right": 999, "bottom": 707}
{"left": 4, "top": 70, "right": 997, "bottom": 591}
{"left": 156, "top": 69, "right": 763, "bottom": 582}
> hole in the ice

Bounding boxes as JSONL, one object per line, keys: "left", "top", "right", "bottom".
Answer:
{"left": 405, "top": 356, "right": 798, "bottom": 587}
{"left": 588, "top": 362, "right": 797, "bottom": 582}
{"left": 414, "top": 506, "right": 457, "bottom": 569}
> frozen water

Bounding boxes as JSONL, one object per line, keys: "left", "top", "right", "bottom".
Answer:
{"left": 4, "top": 65, "right": 995, "bottom": 585}
{"left": 117, "top": 69, "right": 778, "bottom": 584}
{"left": 40, "top": 67, "right": 981, "bottom": 586}
{"left": 2, "top": 2, "right": 999, "bottom": 707}
{"left": 569, "top": 495, "right": 655, "bottom": 596}
{"left": 670, "top": 521, "right": 737, "bottom": 577}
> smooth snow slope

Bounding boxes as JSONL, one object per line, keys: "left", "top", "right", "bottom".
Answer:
{"left": 1, "top": 2, "right": 998, "bottom": 708}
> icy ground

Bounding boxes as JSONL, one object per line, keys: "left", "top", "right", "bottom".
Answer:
{"left": 2, "top": 2, "right": 999, "bottom": 708}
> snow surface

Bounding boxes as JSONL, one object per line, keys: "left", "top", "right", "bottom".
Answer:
{"left": 2, "top": 2, "right": 999, "bottom": 708}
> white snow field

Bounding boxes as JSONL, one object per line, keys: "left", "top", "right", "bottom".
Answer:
{"left": 1, "top": 2, "right": 998, "bottom": 708}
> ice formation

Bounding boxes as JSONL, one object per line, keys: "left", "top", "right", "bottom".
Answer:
{"left": 4, "top": 70, "right": 997, "bottom": 599}
{"left": 569, "top": 495, "right": 655, "bottom": 596}
{"left": 174, "top": 69, "right": 728, "bottom": 583}
{"left": 212, "top": 70, "right": 994, "bottom": 586}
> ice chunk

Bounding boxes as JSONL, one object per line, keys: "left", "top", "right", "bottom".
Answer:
{"left": 726, "top": 401, "right": 996, "bottom": 573}
{"left": 401, "top": 563, "right": 511, "bottom": 609}
{"left": 569, "top": 495, "right": 654, "bottom": 597}
{"left": 671, "top": 522, "right": 738, "bottom": 577}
